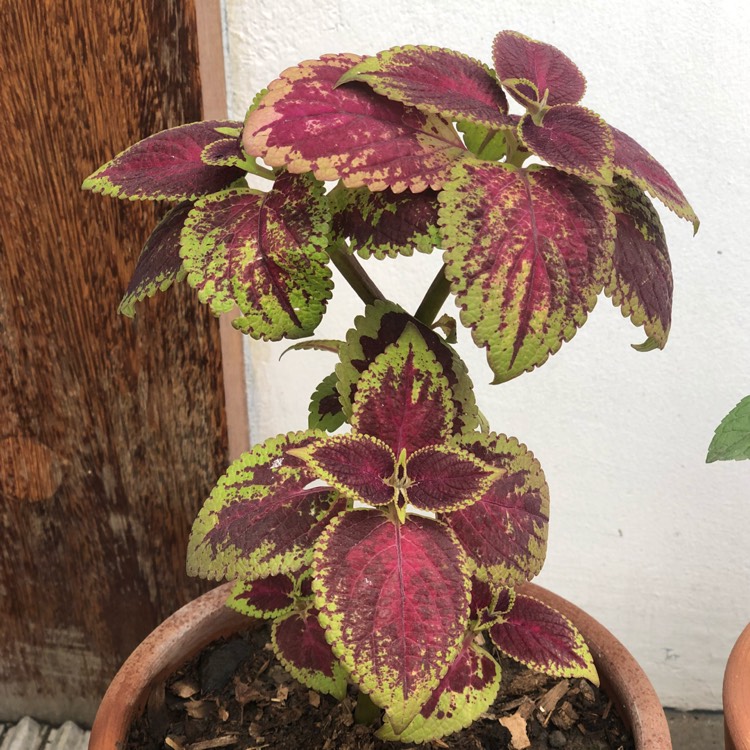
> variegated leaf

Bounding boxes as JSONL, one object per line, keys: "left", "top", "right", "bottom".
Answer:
{"left": 329, "top": 184, "right": 440, "bottom": 259}
{"left": 605, "top": 178, "right": 672, "bottom": 347}
{"left": 187, "top": 431, "right": 345, "bottom": 581}
{"left": 313, "top": 509, "right": 470, "bottom": 732}
{"left": 611, "top": 125, "right": 698, "bottom": 231}
{"left": 180, "top": 171, "right": 332, "bottom": 340}
{"left": 291, "top": 434, "right": 397, "bottom": 507}
{"left": 227, "top": 574, "right": 295, "bottom": 619}
{"left": 200, "top": 136, "right": 245, "bottom": 167}
{"left": 338, "top": 45, "right": 511, "bottom": 129}
{"left": 281, "top": 339, "right": 342, "bottom": 358}
{"left": 469, "top": 578, "right": 516, "bottom": 629}
{"left": 489, "top": 594, "right": 598, "bottom": 684}
{"left": 377, "top": 639, "right": 500, "bottom": 743}
{"left": 272, "top": 608, "right": 349, "bottom": 700}
{"left": 707, "top": 396, "right": 750, "bottom": 463}
{"left": 350, "top": 324, "right": 455, "bottom": 456}
{"left": 440, "top": 161, "right": 615, "bottom": 382}
{"left": 445, "top": 432, "right": 549, "bottom": 586}
{"left": 308, "top": 371, "right": 346, "bottom": 432}
{"left": 405, "top": 445, "right": 500, "bottom": 513}
{"left": 519, "top": 105, "right": 614, "bottom": 184}
{"left": 336, "top": 301, "right": 479, "bottom": 435}
{"left": 82, "top": 120, "right": 246, "bottom": 201}
{"left": 492, "top": 31, "right": 586, "bottom": 107}
{"left": 243, "top": 54, "right": 466, "bottom": 193}
{"left": 118, "top": 201, "right": 191, "bottom": 317}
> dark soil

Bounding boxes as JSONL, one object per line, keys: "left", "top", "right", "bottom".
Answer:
{"left": 126, "top": 625, "right": 634, "bottom": 750}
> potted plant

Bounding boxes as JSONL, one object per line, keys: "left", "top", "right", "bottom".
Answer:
{"left": 84, "top": 30, "right": 696, "bottom": 748}
{"left": 707, "top": 399, "right": 750, "bottom": 750}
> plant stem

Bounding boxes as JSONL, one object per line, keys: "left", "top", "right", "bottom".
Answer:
{"left": 328, "top": 241, "right": 385, "bottom": 307}
{"left": 354, "top": 691, "right": 381, "bottom": 726}
{"left": 414, "top": 264, "right": 451, "bottom": 326}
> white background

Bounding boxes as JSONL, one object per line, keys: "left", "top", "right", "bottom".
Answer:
{"left": 222, "top": 0, "right": 749, "bottom": 709}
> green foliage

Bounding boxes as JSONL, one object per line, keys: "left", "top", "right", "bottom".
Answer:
{"left": 707, "top": 396, "right": 750, "bottom": 463}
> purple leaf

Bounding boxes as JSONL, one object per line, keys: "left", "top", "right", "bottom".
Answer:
{"left": 187, "top": 431, "right": 346, "bottom": 581}
{"left": 118, "top": 200, "right": 192, "bottom": 317}
{"left": 605, "top": 178, "right": 672, "bottom": 347}
{"left": 492, "top": 31, "right": 587, "bottom": 107}
{"left": 227, "top": 574, "right": 295, "bottom": 619}
{"left": 201, "top": 136, "right": 246, "bottom": 167}
{"left": 338, "top": 45, "right": 511, "bottom": 129}
{"left": 440, "top": 161, "right": 614, "bottom": 382}
{"left": 82, "top": 120, "right": 246, "bottom": 201}
{"left": 489, "top": 594, "right": 598, "bottom": 683}
{"left": 611, "top": 126, "right": 698, "bottom": 230}
{"left": 314, "top": 509, "right": 470, "bottom": 732}
{"left": 243, "top": 54, "right": 466, "bottom": 193}
{"left": 445, "top": 433, "right": 549, "bottom": 586}
{"left": 519, "top": 105, "right": 614, "bottom": 184}
{"left": 180, "top": 171, "right": 332, "bottom": 340}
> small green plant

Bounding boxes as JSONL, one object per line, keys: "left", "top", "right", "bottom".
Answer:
{"left": 84, "top": 30, "right": 696, "bottom": 743}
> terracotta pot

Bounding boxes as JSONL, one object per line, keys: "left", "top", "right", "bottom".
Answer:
{"left": 89, "top": 581, "right": 671, "bottom": 750}
{"left": 724, "top": 622, "right": 750, "bottom": 750}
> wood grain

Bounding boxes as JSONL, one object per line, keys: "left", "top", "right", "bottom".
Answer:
{"left": 0, "top": 1, "right": 231, "bottom": 723}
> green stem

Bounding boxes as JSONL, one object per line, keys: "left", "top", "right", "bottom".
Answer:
{"left": 414, "top": 264, "right": 451, "bottom": 326}
{"left": 237, "top": 157, "right": 277, "bottom": 180}
{"left": 328, "top": 241, "right": 385, "bottom": 306}
{"left": 354, "top": 691, "right": 381, "bottom": 726}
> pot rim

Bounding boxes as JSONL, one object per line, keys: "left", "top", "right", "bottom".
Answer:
{"left": 89, "top": 581, "right": 671, "bottom": 749}
{"left": 723, "top": 621, "right": 750, "bottom": 750}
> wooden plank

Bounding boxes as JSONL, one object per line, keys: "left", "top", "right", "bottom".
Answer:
{"left": 0, "top": 1, "right": 232, "bottom": 724}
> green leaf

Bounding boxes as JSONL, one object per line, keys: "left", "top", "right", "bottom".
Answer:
{"left": 186, "top": 430, "right": 345, "bottom": 581}
{"left": 308, "top": 371, "right": 346, "bottom": 432}
{"left": 457, "top": 121, "right": 507, "bottom": 161}
{"left": 439, "top": 160, "right": 614, "bottom": 382}
{"left": 180, "top": 171, "right": 332, "bottom": 340}
{"left": 280, "top": 339, "right": 342, "bottom": 359}
{"left": 707, "top": 396, "right": 750, "bottom": 463}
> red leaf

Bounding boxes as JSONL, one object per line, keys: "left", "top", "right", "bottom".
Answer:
{"left": 314, "top": 509, "right": 470, "bottom": 730}
{"left": 605, "top": 179, "right": 672, "bottom": 347}
{"left": 82, "top": 120, "right": 246, "bottom": 201}
{"left": 351, "top": 324, "right": 454, "bottom": 456}
{"left": 243, "top": 54, "right": 466, "bottom": 193}
{"left": 445, "top": 433, "right": 549, "bottom": 586}
{"left": 492, "top": 31, "right": 586, "bottom": 107}
{"left": 489, "top": 594, "right": 598, "bottom": 683}
{"left": 405, "top": 445, "right": 499, "bottom": 512}
{"left": 519, "top": 105, "right": 613, "bottom": 184}
{"left": 339, "top": 45, "right": 511, "bottom": 129}
{"left": 118, "top": 200, "right": 192, "bottom": 317}
{"left": 611, "top": 126, "right": 698, "bottom": 230}
{"left": 228, "top": 574, "right": 295, "bottom": 618}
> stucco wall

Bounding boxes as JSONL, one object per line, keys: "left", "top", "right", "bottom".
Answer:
{"left": 223, "top": 0, "right": 750, "bottom": 709}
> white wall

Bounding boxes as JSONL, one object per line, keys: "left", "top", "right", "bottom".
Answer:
{"left": 223, "top": 0, "right": 750, "bottom": 709}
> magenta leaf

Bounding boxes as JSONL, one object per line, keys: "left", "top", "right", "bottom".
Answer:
{"left": 336, "top": 301, "right": 479, "bottom": 437}
{"left": 314, "top": 509, "right": 470, "bottom": 731}
{"left": 605, "top": 178, "right": 673, "bottom": 347}
{"left": 492, "top": 31, "right": 586, "bottom": 107}
{"left": 227, "top": 574, "right": 295, "bottom": 619}
{"left": 118, "top": 201, "right": 192, "bottom": 317}
{"left": 489, "top": 594, "right": 598, "bottom": 683}
{"left": 243, "top": 54, "right": 466, "bottom": 193}
{"left": 82, "top": 120, "right": 246, "bottom": 201}
{"left": 338, "top": 45, "right": 511, "bottom": 129}
{"left": 445, "top": 432, "right": 549, "bottom": 586}
{"left": 272, "top": 609, "right": 348, "bottom": 700}
{"left": 405, "top": 445, "right": 500, "bottom": 513}
{"left": 611, "top": 126, "right": 698, "bottom": 230}
{"left": 292, "top": 434, "right": 397, "bottom": 507}
{"left": 187, "top": 430, "right": 346, "bottom": 581}
{"left": 378, "top": 638, "right": 500, "bottom": 742}
{"left": 469, "top": 577, "right": 516, "bottom": 628}
{"left": 350, "top": 324, "right": 455, "bottom": 456}
{"left": 180, "top": 171, "right": 332, "bottom": 340}
{"left": 330, "top": 184, "right": 441, "bottom": 259}
{"left": 440, "top": 161, "right": 614, "bottom": 382}
{"left": 308, "top": 371, "right": 346, "bottom": 432}
{"left": 519, "top": 105, "right": 614, "bottom": 184}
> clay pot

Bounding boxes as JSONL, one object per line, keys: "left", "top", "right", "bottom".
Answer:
{"left": 89, "top": 582, "right": 671, "bottom": 749}
{"left": 724, "top": 622, "right": 750, "bottom": 750}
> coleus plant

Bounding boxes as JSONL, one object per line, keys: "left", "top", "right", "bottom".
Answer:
{"left": 83, "top": 30, "right": 696, "bottom": 743}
